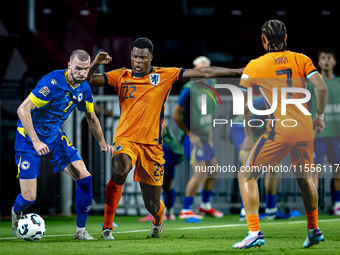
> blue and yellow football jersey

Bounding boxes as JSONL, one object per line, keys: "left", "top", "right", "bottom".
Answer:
{"left": 17, "top": 69, "right": 94, "bottom": 145}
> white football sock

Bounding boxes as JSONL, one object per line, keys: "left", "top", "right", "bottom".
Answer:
{"left": 249, "top": 230, "right": 260, "bottom": 236}
{"left": 240, "top": 208, "right": 246, "bottom": 216}
{"left": 307, "top": 228, "right": 315, "bottom": 235}
{"left": 200, "top": 202, "right": 212, "bottom": 210}
{"left": 76, "top": 227, "right": 85, "bottom": 232}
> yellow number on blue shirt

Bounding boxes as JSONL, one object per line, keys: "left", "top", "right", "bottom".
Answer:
{"left": 63, "top": 101, "right": 73, "bottom": 112}
{"left": 61, "top": 135, "right": 72, "bottom": 147}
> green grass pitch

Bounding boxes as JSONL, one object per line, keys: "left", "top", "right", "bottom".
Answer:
{"left": 0, "top": 214, "right": 339, "bottom": 254}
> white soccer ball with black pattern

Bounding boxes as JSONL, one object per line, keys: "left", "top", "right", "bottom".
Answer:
{"left": 17, "top": 213, "right": 46, "bottom": 241}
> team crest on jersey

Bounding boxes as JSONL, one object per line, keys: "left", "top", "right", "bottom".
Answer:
{"left": 51, "top": 79, "right": 57, "bottom": 85}
{"left": 39, "top": 86, "right": 50, "bottom": 97}
{"left": 150, "top": 74, "right": 160, "bottom": 86}
{"left": 21, "top": 161, "right": 30, "bottom": 170}
{"left": 197, "top": 149, "right": 204, "bottom": 157}
{"left": 115, "top": 145, "right": 122, "bottom": 152}
{"left": 78, "top": 93, "right": 83, "bottom": 102}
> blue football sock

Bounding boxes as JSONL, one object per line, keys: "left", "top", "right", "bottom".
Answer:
{"left": 183, "top": 196, "right": 194, "bottom": 210}
{"left": 265, "top": 194, "right": 277, "bottom": 209}
{"left": 75, "top": 175, "right": 93, "bottom": 228}
{"left": 331, "top": 190, "right": 340, "bottom": 204}
{"left": 201, "top": 190, "right": 212, "bottom": 203}
{"left": 163, "top": 188, "right": 176, "bottom": 211}
{"left": 240, "top": 197, "right": 244, "bottom": 209}
{"left": 13, "top": 194, "right": 35, "bottom": 214}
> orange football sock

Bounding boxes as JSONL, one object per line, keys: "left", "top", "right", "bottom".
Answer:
{"left": 152, "top": 200, "right": 165, "bottom": 226}
{"left": 246, "top": 214, "right": 261, "bottom": 232}
{"left": 306, "top": 209, "right": 318, "bottom": 229}
{"left": 103, "top": 179, "right": 123, "bottom": 230}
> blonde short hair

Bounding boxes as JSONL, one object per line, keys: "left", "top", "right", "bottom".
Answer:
{"left": 193, "top": 56, "right": 211, "bottom": 67}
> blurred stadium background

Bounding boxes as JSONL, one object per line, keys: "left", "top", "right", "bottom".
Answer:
{"left": 0, "top": 1, "right": 339, "bottom": 219}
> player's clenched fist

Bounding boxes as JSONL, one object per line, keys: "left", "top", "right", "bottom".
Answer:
{"left": 33, "top": 140, "right": 50, "bottom": 155}
{"left": 101, "top": 144, "right": 115, "bottom": 153}
{"left": 94, "top": 52, "right": 112, "bottom": 65}
{"left": 313, "top": 117, "right": 325, "bottom": 136}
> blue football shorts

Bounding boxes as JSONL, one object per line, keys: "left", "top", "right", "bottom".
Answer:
{"left": 183, "top": 134, "right": 216, "bottom": 165}
{"left": 314, "top": 137, "right": 340, "bottom": 164}
{"left": 15, "top": 130, "right": 82, "bottom": 179}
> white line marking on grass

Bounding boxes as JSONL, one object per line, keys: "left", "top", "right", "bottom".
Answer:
{"left": 1, "top": 218, "right": 339, "bottom": 240}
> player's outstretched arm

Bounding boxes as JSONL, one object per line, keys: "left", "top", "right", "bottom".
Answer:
{"left": 309, "top": 73, "right": 328, "bottom": 135}
{"left": 85, "top": 111, "right": 114, "bottom": 153}
{"left": 17, "top": 97, "right": 50, "bottom": 155}
{"left": 182, "top": 66, "right": 244, "bottom": 79}
{"left": 87, "top": 52, "right": 112, "bottom": 87}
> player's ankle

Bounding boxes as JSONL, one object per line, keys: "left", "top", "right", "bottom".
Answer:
{"left": 180, "top": 209, "right": 192, "bottom": 213}
{"left": 76, "top": 227, "right": 85, "bottom": 232}
{"left": 307, "top": 228, "right": 317, "bottom": 235}
{"left": 249, "top": 230, "right": 260, "bottom": 236}
{"left": 265, "top": 207, "right": 277, "bottom": 214}
{"left": 200, "top": 202, "right": 212, "bottom": 210}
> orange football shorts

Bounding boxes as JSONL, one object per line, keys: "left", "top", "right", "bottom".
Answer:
{"left": 112, "top": 139, "right": 165, "bottom": 186}
{"left": 243, "top": 136, "right": 314, "bottom": 171}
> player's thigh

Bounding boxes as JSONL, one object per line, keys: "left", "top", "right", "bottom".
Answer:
{"left": 191, "top": 160, "right": 208, "bottom": 179}
{"left": 64, "top": 160, "right": 90, "bottom": 181}
{"left": 112, "top": 140, "right": 137, "bottom": 175}
{"left": 19, "top": 179, "right": 37, "bottom": 201}
{"left": 206, "top": 156, "right": 218, "bottom": 178}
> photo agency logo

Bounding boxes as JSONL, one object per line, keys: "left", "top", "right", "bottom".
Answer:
{"left": 198, "top": 79, "right": 312, "bottom": 128}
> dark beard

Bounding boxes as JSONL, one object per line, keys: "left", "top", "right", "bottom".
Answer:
{"left": 70, "top": 70, "right": 85, "bottom": 84}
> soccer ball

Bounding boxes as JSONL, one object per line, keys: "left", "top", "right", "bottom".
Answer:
{"left": 17, "top": 213, "right": 45, "bottom": 241}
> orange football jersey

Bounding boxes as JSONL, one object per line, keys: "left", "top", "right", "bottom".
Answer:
{"left": 104, "top": 66, "right": 184, "bottom": 145}
{"left": 240, "top": 50, "right": 318, "bottom": 142}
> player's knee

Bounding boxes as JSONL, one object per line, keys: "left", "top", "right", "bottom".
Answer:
{"left": 22, "top": 192, "right": 37, "bottom": 202}
{"left": 111, "top": 170, "right": 128, "bottom": 185}
{"left": 297, "top": 178, "right": 313, "bottom": 188}
{"left": 297, "top": 178, "right": 318, "bottom": 195}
